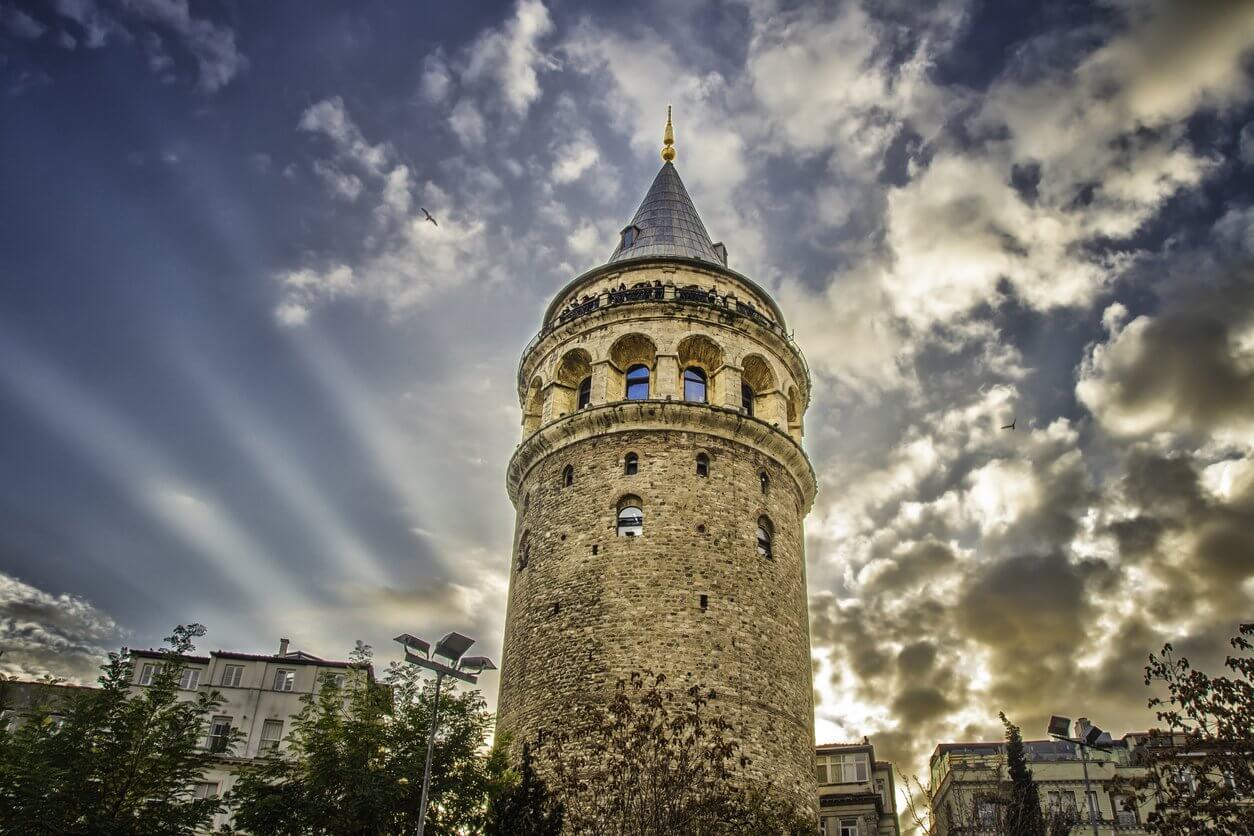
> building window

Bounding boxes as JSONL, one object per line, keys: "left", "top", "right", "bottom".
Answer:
{"left": 742, "top": 382, "right": 754, "bottom": 416}
{"left": 839, "top": 818, "right": 860, "bottom": 836}
{"left": 178, "top": 668, "right": 201, "bottom": 691}
{"left": 138, "top": 663, "right": 157, "bottom": 686}
{"left": 817, "top": 752, "right": 868, "bottom": 784}
{"left": 617, "top": 496, "right": 643, "bottom": 537}
{"left": 625, "top": 364, "right": 650, "bottom": 399}
{"left": 976, "top": 800, "right": 998, "bottom": 827}
{"left": 273, "top": 669, "right": 295, "bottom": 692}
{"left": 220, "top": 664, "right": 244, "bottom": 688}
{"left": 259, "top": 719, "right": 284, "bottom": 754}
{"left": 1111, "top": 793, "right": 1137, "bottom": 825}
{"left": 759, "top": 471, "right": 769, "bottom": 495}
{"left": 207, "top": 717, "right": 233, "bottom": 753}
{"left": 563, "top": 464, "right": 574, "bottom": 487}
{"left": 696, "top": 453, "right": 709, "bottom": 478}
{"left": 624, "top": 452, "right": 638, "bottom": 475}
{"left": 1047, "top": 790, "right": 1077, "bottom": 813}
{"left": 683, "top": 366, "right": 707, "bottom": 402}
{"left": 193, "top": 782, "right": 219, "bottom": 800}
{"left": 621, "top": 225, "right": 638, "bottom": 249}
{"left": 578, "top": 376, "right": 592, "bottom": 409}
{"left": 517, "top": 532, "right": 530, "bottom": 571}
{"left": 756, "top": 516, "right": 774, "bottom": 559}
{"left": 323, "top": 672, "right": 347, "bottom": 690}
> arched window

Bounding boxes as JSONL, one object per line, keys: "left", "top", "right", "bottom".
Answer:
{"left": 563, "top": 465, "right": 574, "bottom": 487}
{"left": 617, "top": 496, "right": 643, "bottom": 537}
{"left": 517, "top": 532, "right": 530, "bottom": 571}
{"left": 759, "top": 471, "right": 770, "bottom": 495}
{"left": 756, "top": 517, "right": 773, "bottom": 559}
{"left": 683, "top": 367, "right": 708, "bottom": 402}
{"left": 625, "top": 364, "right": 650, "bottom": 400}
{"left": 696, "top": 453, "right": 709, "bottom": 478}
{"left": 578, "top": 376, "right": 592, "bottom": 409}
{"left": 742, "top": 383, "right": 755, "bottom": 416}
{"left": 624, "top": 452, "right": 638, "bottom": 476}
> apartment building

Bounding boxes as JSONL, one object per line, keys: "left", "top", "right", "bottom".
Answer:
{"left": 929, "top": 727, "right": 1150, "bottom": 834}
{"left": 130, "top": 637, "right": 369, "bottom": 831}
{"left": 817, "top": 739, "right": 902, "bottom": 836}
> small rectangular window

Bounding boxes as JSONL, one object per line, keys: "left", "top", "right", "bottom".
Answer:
{"left": 138, "top": 663, "right": 156, "bottom": 686}
{"left": 273, "top": 669, "right": 295, "bottom": 692}
{"left": 699, "top": 594, "right": 708, "bottom": 611}
{"left": 221, "top": 664, "right": 244, "bottom": 688}
{"left": 193, "top": 782, "right": 219, "bottom": 800}
{"left": 178, "top": 668, "right": 201, "bottom": 690}
{"left": 322, "top": 672, "right": 346, "bottom": 690}
{"left": 259, "top": 719, "right": 283, "bottom": 754}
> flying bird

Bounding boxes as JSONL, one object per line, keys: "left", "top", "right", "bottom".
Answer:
{"left": 1001, "top": 418, "right": 1016, "bottom": 430}
{"left": 421, "top": 208, "right": 438, "bottom": 226}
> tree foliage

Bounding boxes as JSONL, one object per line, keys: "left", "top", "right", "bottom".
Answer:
{"left": 1136, "top": 622, "right": 1254, "bottom": 835}
{"left": 484, "top": 740, "right": 564, "bottom": 836}
{"left": 999, "top": 713, "right": 1045, "bottom": 836}
{"left": 228, "top": 645, "right": 502, "bottom": 835}
{"left": 0, "top": 624, "right": 230, "bottom": 835}
{"left": 525, "top": 672, "right": 814, "bottom": 836}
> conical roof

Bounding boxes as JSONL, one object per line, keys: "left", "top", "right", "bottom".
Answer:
{"left": 607, "top": 162, "right": 723, "bottom": 265}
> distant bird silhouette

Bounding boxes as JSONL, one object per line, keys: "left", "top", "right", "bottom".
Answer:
{"left": 421, "top": 208, "right": 438, "bottom": 226}
{"left": 1001, "top": 419, "right": 1016, "bottom": 430}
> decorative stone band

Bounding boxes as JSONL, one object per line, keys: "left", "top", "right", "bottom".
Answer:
{"left": 506, "top": 399, "right": 818, "bottom": 511}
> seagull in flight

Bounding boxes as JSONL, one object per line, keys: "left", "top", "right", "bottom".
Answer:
{"left": 421, "top": 208, "right": 438, "bottom": 226}
{"left": 1001, "top": 418, "right": 1016, "bottom": 430}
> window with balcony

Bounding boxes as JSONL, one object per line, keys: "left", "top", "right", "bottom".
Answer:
{"left": 578, "top": 376, "right": 592, "bottom": 409}
{"left": 273, "top": 669, "right": 295, "bottom": 692}
{"left": 742, "top": 382, "right": 754, "bottom": 416}
{"left": 259, "top": 719, "right": 283, "bottom": 755}
{"left": 221, "top": 664, "right": 244, "bottom": 688}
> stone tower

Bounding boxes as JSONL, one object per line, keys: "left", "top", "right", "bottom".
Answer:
{"left": 498, "top": 112, "right": 818, "bottom": 809}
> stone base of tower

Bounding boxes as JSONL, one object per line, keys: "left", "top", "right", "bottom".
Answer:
{"left": 498, "top": 417, "right": 818, "bottom": 816}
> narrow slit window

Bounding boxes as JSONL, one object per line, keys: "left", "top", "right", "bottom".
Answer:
{"left": 563, "top": 465, "right": 574, "bottom": 487}
{"left": 696, "top": 453, "right": 709, "bottom": 478}
{"left": 517, "top": 532, "right": 530, "bottom": 571}
{"left": 625, "top": 364, "right": 650, "bottom": 400}
{"left": 624, "top": 452, "right": 638, "bottom": 475}
{"left": 683, "top": 367, "right": 708, "bottom": 402}
{"left": 742, "top": 383, "right": 754, "bottom": 416}
{"left": 760, "top": 471, "right": 770, "bottom": 495}
{"left": 756, "top": 516, "right": 774, "bottom": 559}
{"left": 577, "top": 376, "right": 592, "bottom": 409}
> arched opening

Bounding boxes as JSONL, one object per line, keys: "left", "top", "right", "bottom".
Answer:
{"left": 624, "top": 452, "right": 639, "bottom": 476}
{"left": 555, "top": 349, "right": 593, "bottom": 416}
{"left": 517, "top": 531, "right": 530, "bottom": 571}
{"left": 696, "top": 453, "right": 709, "bottom": 478}
{"left": 759, "top": 471, "right": 770, "bottom": 495}
{"left": 562, "top": 465, "right": 574, "bottom": 487}
{"left": 577, "top": 376, "right": 592, "bottom": 409}
{"left": 625, "top": 364, "right": 650, "bottom": 400}
{"left": 523, "top": 376, "right": 544, "bottom": 436}
{"left": 617, "top": 495, "right": 643, "bottom": 537}
{"left": 787, "top": 385, "right": 804, "bottom": 440}
{"left": 741, "top": 355, "right": 777, "bottom": 422}
{"left": 742, "top": 382, "right": 755, "bottom": 416}
{"left": 683, "top": 367, "right": 708, "bottom": 402}
{"left": 756, "top": 516, "right": 773, "bottom": 559}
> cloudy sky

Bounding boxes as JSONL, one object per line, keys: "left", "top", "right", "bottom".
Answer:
{"left": 2, "top": 0, "right": 1253, "bottom": 791}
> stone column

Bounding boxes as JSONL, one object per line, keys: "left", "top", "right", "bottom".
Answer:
{"left": 654, "top": 353, "right": 680, "bottom": 400}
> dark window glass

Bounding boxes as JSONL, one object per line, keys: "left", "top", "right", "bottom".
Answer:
{"left": 626, "top": 364, "right": 650, "bottom": 400}
{"left": 696, "top": 453, "right": 709, "bottom": 478}
{"left": 742, "top": 383, "right": 754, "bottom": 416}
{"left": 563, "top": 465, "right": 574, "bottom": 487}
{"left": 624, "top": 453, "right": 638, "bottom": 475}
{"left": 578, "top": 376, "right": 592, "bottom": 409}
{"left": 760, "top": 471, "right": 770, "bottom": 495}
{"left": 756, "top": 517, "right": 773, "bottom": 559}
{"left": 684, "top": 367, "right": 707, "bottom": 402}
{"left": 622, "top": 227, "right": 636, "bottom": 248}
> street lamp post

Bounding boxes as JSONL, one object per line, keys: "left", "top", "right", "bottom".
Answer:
{"left": 1047, "top": 715, "right": 1109, "bottom": 836}
{"left": 394, "top": 631, "right": 497, "bottom": 836}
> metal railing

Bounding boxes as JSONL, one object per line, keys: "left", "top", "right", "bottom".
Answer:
{"left": 518, "top": 283, "right": 810, "bottom": 389}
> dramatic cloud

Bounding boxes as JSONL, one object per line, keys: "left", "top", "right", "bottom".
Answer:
{"left": 0, "top": 573, "right": 121, "bottom": 683}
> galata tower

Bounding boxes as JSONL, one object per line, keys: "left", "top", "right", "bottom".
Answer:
{"left": 498, "top": 110, "right": 817, "bottom": 809}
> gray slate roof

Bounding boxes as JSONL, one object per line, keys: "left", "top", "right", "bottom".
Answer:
{"left": 607, "top": 162, "right": 724, "bottom": 265}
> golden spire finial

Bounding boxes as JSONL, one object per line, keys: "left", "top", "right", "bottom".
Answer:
{"left": 661, "top": 105, "right": 676, "bottom": 162}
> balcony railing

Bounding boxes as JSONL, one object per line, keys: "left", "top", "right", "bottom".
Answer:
{"left": 519, "top": 282, "right": 809, "bottom": 388}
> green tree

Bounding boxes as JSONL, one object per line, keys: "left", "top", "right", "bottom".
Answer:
{"left": 0, "top": 624, "right": 232, "bottom": 835}
{"left": 228, "top": 645, "right": 499, "bottom": 835}
{"left": 999, "top": 713, "right": 1045, "bottom": 836}
{"left": 484, "top": 740, "right": 564, "bottom": 836}
{"left": 527, "top": 672, "right": 815, "bottom": 836}
{"left": 1135, "top": 622, "right": 1254, "bottom": 835}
